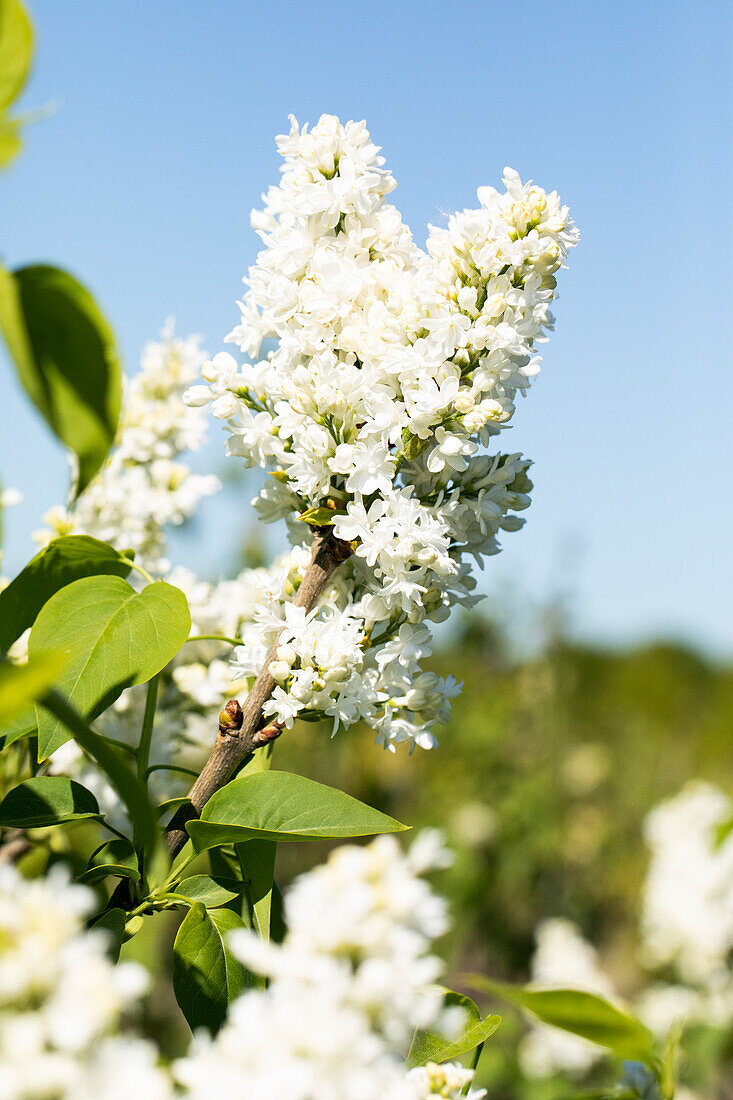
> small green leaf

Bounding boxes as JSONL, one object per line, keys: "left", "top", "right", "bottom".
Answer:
{"left": 395, "top": 428, "right": 429, "bottom": 470}
{"left": 469, "top": 978, "right": 656, "bottom": 1064}
{"left": 407, "top": 987, "right": 501, "bottom": 1067}
{"left": 173, "top": 902, "right": 257, "bottom": 1034}
{"left": 79, "top": 838, "right": 140, "bottom": 885}
{"left": 0, "top": 263, "right": 121, "bottom": 495}
{"left": 0, "top": 775, "right": 100, "bottom": 828}
{"left": 177, "top": 874, "right": 243, "bottom": 908}
{"left": 296, "top": 506, "right": 343, "bottom": 526}
{"left": 0, "top": 652, "right": 64, "bottom": 725}
{"left": 0, "top": 535, "right": 133, "bottom": 656}
{"left": 0, "top": 0, "right": 33, "bottom": 111}
{"left": 187, "top": 771, "right": 408, "bottom": 853}
{"left": 30, "top": 575, "right": 190, "bottom": 759}
{"left": 237, "top": 839, "right": 276, "bottom": 939}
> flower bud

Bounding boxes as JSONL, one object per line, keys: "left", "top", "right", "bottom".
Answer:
{"left": 218, "top": 698, "right": 243, "bottom": 734}
{"left": 269, "top": 660, "right": 290, "bottom": 683}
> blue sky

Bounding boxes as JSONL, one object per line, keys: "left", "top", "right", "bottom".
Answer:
{"left": 1, "top": 0, "right": 731, "bottom": 656}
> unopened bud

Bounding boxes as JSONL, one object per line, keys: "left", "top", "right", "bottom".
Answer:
{"left": 218, "top": 699, "right": 243, "bottom": 734}
{"left": 269, "top": 660, "right": 290, "bottom": 683}
{"left": 258, "top": 723, "right": 282, "bottom": 744}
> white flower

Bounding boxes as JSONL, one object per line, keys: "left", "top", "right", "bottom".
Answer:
{"left": 174, "top": 833, "right": 481, "bottom": 1100}
{"left": 641, "top": 782, "right": 733, "bottom": 984}
{"left": 183, "top": 114, "right": 576, "bottom": 753}
{"left": 0, "top": 865, "right": 171, "bottom": 1100}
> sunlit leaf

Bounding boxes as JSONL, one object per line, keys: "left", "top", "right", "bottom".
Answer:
{"left": 0, "top": 0, "right": 33, "bottom": 111}
{"left": 30, "top": 575, "right": 190, "bottom": 759}
{"left": 407, "top": 987, "right": 501, "bottom": 1067}
{"left": 187, "top": 770, "right": 408, "bottom": 852}
{"left": 0, "top": 263, "right": 121, "bottom": 495}
{"left": 0, "top": 535, "right": 133, "bottom": 656}
{"left": 0, "top": 652, "right": 64, "bottom": 726}
{"left": 468, "top": 977, "right": 656, "bottom": 1064}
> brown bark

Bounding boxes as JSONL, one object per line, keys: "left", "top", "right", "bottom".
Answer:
{"left": 165, "top": 528, "right": 351, "bottom": 858}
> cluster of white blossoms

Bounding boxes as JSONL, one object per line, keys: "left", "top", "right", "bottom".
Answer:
{"left": 641, "top": 781, "right": 733, "bottom": 985}
{"left": 186, "top": 113, "right": 578, "bottom": 750}
{"left": 0, "top": 836, "right": 486, "bottom": 1099}
{"left": 175, "top": 831, "right": 486, "bottom": 1100}
{"left": 0, "top": 865, "right": 171, "bottom": 1100}
{"left": 35, "top": 322, "right": 220, "bottom": 575}
{"left": 519, "top": 782, "right": 733, "bottom": 1084}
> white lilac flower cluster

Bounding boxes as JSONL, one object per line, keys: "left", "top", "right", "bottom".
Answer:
{"left": 187, "top": 114, "right": 578, "bottom": 750}
{"left": 0, "top": 864, "right": 171, "bottom": 1100}
{"left": 35, "top": 322, "right": 220, "bottom": 575}
{"left": 641, "top": 781, "right": 733, "bottom": 985}
{"left": 175, "top": 831, "right": 486, "bottom": 1100}
{"left": 519, "top": 782, "right": 733, "bottom": 1083}
{"left": 0, "top": 836, "right": 486, "bottom": 1099}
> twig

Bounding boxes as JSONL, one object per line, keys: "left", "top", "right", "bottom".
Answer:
{"left": 0, "top": 829, "right": 32, "bottom": 864}
{"left": 165, "top": 528, "right": 352, "bottom": 858}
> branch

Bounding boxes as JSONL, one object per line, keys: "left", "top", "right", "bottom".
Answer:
{"left": 0, "top": 829, "right": 32, "bottom": 865}
{"left": 165, "top": 528, "right": 352, "bottom": 858}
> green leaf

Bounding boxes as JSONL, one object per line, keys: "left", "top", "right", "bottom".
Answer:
{"left": 40, "top": 689, "right": 159, "bottom": 865}
{"left": 29, "top": 574, "right": 190, "bottom": 759}
{"left": 0, "top": 0, "right": 33, "bottom": 111}
{"left": 0, "top": 535, "right": 133, "bottom": 656}
{"left": 177, "top": 874, "right": 243, "bottom": 908}
{"left": 0, "top": 775, "right": 100, "bottom": 828}
{"left": 79, "top": 838, "right": 140, "bottom": 885}
{"left": 0, "top": 704, "right": 36, "bottom": 747}
{"left": 407, "top": 987, "right": 501, "bottom": 1068}
{"left": 469, "top": 978, "right": 656, "bottom": 1064}
{"left": 0, "top": 652, "right": 64, "bottom": 725}
{"left": 0, "top": 111, "right": 21, "bottom": 167}
{"left": 90, "top": 907, "right": 126, "bottom": 962}
{"left": 237, "top": 839, "right": 276, "bottom": 939}
{"left": 173, "top": 902, "right": 257, "bottom": 1034}
{"left": 187, "top": 770, "right": 409, "bottom": 852}
{"left": 296, "top": 506, "right": 343, "bottom": 526}
{"left": 0, "top": 263, "right": 121, "bottom": 495}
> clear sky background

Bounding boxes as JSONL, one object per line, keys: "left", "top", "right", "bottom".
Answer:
{"left": 1, "top": 0, "right": 731, "bottom": 657}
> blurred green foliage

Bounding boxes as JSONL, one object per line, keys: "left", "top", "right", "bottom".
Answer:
{"left": 275, "top": 618, "right": 733, "bottom": 1096}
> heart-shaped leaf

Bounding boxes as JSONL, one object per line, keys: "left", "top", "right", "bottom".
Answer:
{"left": 173, "top": 903, "right": 259, "bottom": 1034}
{"left": 30, "top": 574, "right": 190, "bottom": 759}
{"left": 468, "top": 977, "right": 656, "bottom": 1065}
{"left": 0, "top": 776, "right": 100, "bottom": 828}
{"left": 187, "top": 770, "right": 408, "bottom": 852}
{"left": 407, "top": 987, "right": 501, "bottom": 1067}
{"left": 0, "top": 263, "right": 121, "bottom": 495}
{"left": 0, "top": 535, "right": 133, "bottom": 656}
